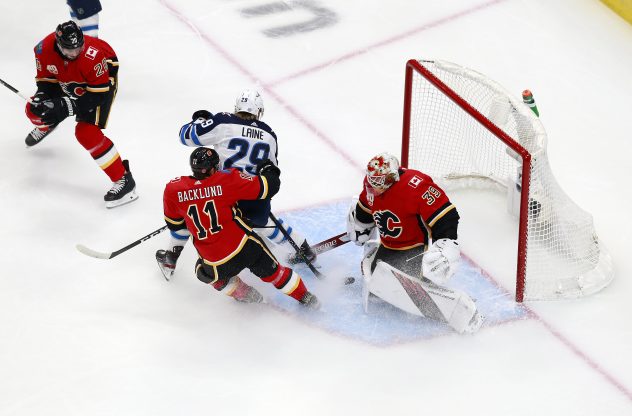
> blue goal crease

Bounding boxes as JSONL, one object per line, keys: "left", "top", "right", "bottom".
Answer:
{"left": 261, "top": 200, "right": 529, "bottom": 346}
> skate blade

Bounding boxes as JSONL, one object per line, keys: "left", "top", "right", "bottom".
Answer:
{"left": 25, "top": 135, "right": 47, "bottom": 147}
{"left": 105, "top": 189, "right": 139, "bottom": 209}
{"left": 157, "top": 263, "right": 174, "bottom": 281}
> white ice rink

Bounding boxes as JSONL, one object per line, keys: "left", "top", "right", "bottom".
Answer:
{"left": 1, "top": 0, "right": 632, "bottom": 414}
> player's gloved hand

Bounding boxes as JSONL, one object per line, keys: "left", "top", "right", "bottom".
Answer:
{"left": 195, "top": 259, "right": 214, "bottom": 284}
{"left": 38, "top": 96, "right": 75, "bottom": 125}
{"left": 256, "top": 159, "right": 281, "bottom": 198}
{"left": 347, "top": 205, "right": 375, "bottom": 246}
{"left": 255, "top": 159, "right": 280, "bottom": 177}
{"left": 422, "top": 238, "right": 461, "bottom": 285}
{"left": 191, "top": 110, "right": 212, "bottom": 121}
{"left": 25, "top": 92, "right": 51, "bottom": 126}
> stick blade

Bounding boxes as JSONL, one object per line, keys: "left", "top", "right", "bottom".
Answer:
{"left": 76, "top": 244, "right": 113, "bottom": 259}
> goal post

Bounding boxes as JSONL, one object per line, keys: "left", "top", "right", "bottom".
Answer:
{"left": 401, "top": 59, "right": 614, "bottom": 302}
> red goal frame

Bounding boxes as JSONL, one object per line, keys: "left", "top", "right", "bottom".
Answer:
{"left": 401, "top": 59, "right": 533, "bottom": 302}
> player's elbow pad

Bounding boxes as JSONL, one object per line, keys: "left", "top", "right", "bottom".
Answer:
{"left": 179, "top": 123, "right": 202, "bottom": 146}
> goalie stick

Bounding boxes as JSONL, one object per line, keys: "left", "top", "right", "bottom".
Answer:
{"left": 76, "top": 225, "right": 167, "bottom": 259}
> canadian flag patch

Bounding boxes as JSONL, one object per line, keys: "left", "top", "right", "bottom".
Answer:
{"left": 408, "top": 175, "right": 422, "bottom": 188}
{"left": 85, "top": 46, "right": 98, "bottom": 60}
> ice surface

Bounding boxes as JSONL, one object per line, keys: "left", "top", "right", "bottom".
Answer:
{"left": 1, "top": 0, "right": 632, "bottom": 415}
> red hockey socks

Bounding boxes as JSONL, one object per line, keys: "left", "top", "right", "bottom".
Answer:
{"left": 261, "top": 265, "right": 307, "bottom": 301}
{"left": 75, "top": 122, "right": 125, "bottom": 181}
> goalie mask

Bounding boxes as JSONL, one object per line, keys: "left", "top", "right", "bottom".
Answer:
{"left": 366, "top": 153, "right": 400, "bottom": 194}
{"left": 235, "top": 89, "right": 264, "bottom": 120}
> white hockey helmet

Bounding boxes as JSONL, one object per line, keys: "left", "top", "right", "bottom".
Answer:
{"left": 235, "top": 89, "right": 264, "bottom": 120}
{"left": 366, "top": 152, "right": 400, "bottom": 193}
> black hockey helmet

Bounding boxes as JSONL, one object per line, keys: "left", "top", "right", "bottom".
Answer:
{"left": 55, "top": 21, "right": 84, "bottom": 50}
{"left": 190, "top": 147, "right": 220, "bottom": 179}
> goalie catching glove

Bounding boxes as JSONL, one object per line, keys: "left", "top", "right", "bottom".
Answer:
{"left": 422, "top": 238, "right": 461, "bottom": 285}
{"left": 347, "top": 205, "right": 375, "bottom": 246}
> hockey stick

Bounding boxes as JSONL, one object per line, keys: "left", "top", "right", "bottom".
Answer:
{"left": 310, "top": 232, "right": 350, "bottom": 255}
{"left": 0, "top": 78, "right": 32, "bottom": 102}
{"left": 76, "top": 225, "right": 168, "bottom": 259}
{"left": 268, "top": 214, "right": 355, "bottom": 284}
{"left": 269, "top": 213, "right": 323, "bottom": 279}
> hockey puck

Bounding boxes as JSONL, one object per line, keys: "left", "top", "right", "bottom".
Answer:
{"left": 344, "top": 276, "right": 355, "bottom": 285}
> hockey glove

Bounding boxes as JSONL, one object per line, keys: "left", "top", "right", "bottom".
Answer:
{"left": 191, "top": 109, "right": 212, "bottom": 121}
{"left": 25, "top": 92, "right": 51, "bottom": 126}
{"left": 422, "top": 238, "right": 460, "bottom": 285}
{"left": 256, "top": 159, "right": 281, "bottom": 198}
{"left": 38, "top": 96, "right": 76, "bottom": 125}
{"left": 255, "top": 159, "right": 280, "bottom": 176}
{"left": 347, "top": 205, "right": 375, "bottom": 246}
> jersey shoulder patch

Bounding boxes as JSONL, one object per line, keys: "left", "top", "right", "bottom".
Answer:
{"left": 407, "top": 175, "right": 424, "bottom": 188}
{"left": 84, "top": 45, "right": 100, "bottom": 60}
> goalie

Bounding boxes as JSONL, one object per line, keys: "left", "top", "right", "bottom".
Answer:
{"left": 347, "top": 152, "right": 483, "bottom": 333}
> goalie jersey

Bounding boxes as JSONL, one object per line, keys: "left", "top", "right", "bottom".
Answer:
{"left": 179, "top": 113, "right": 279, "bottom": 175}
{"left": 357, "top": 168, "right": 459, "bottom": 250}
{"left": 162, "top": 169, "right": 272, "bottom": 264}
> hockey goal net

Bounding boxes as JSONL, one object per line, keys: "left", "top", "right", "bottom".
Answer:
{"left": 401, "top": 59, "right": 613, "bottom": 301}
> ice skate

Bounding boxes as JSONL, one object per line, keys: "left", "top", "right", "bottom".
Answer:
{"left": 228, "top": 277, "right": 264, "bottom": 303}
{"left": 25, "top": 124, "right": 57, "bottom": 147}
{"left": 287, "top": 240, "right": 318, "bottom": 265}
{"left": 104, "top": 160, "right": 138, "bottom": 208}
{"left": 155, "top": 246, "right": 183, "bottom": 281}
{"left": 298, "top": 291, "right": 321, "bottom": 310}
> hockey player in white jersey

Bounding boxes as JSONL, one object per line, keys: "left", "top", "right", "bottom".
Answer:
{"left": 155, "top": 89, "right": 316, "bottom": 279}
{"left": 67, "top": 0, "right": 101, "bottom": 37}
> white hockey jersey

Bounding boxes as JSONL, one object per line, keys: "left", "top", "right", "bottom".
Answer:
{"left": 179, "top": 112, "right": 279, "bottom": 175}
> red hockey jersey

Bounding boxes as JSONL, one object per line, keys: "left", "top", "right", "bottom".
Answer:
{"left": 163, "top": 169, "right": 271, "bottom": 263}
{"left": 358, "top": 168, "right": 456, "bottom": 250}
{"left": 33, "top": 33, "right": 117, "bottom": 100}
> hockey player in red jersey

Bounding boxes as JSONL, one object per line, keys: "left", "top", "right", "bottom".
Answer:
{"left": 156, "top": 147, "right": 320, "bottom": 309}
{"left": 24, "top": 21, "right": 137, "bottom": 208}
{"left": 179, "top": 89, "right": 317, "bottom": 266}
{"left": 347, "top": 152, "right": 483, "bottom": 333}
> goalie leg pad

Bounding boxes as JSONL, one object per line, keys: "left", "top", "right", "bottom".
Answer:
{"left": 365, "top": 261, "right": 483, "bottom": 333}
{"left": 360, "top": 241, "right": 379, "bottom": 313}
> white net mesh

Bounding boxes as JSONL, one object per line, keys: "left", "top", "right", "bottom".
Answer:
{"left": 404, "top": 59, "right": 613, "bottom": 301}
